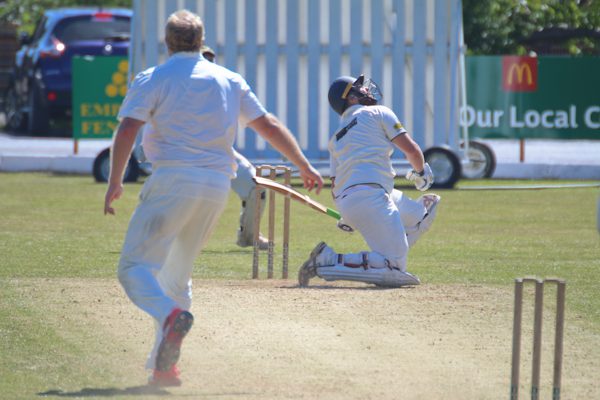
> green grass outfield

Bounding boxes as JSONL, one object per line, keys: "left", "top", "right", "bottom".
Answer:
{"left": 1, "top": 172, "right": 599, "bottom": 397}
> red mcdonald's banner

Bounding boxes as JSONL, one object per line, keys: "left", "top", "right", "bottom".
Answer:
{"left": 502, "top": 56, "right": 538, "bottom": 92}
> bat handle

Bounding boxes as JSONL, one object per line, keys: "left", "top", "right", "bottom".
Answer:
{"left": 327, "top": 208, "right": 341, "bottom": 220}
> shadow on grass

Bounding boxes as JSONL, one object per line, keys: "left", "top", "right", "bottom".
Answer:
{"left": 38, "top": 387, "right": 256, "bottom": 398}
{"left": 288, "top": 284, "right": 418, "bottom": 291}
{"left": 201, "top": 249, "right": 252, "bottom": 255}
{"left": 38, "top": 385, "right": 170, "bottom": 397}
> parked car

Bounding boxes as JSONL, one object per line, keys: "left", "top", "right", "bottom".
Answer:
{"left": 4, "top": 8, "right": 132, "bottom": 135}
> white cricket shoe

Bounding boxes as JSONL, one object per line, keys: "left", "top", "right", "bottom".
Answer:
{"left": 237, "top": 232, "right": 269, "bottom": 250}
{"left": 298, "top": 242, "right": 337, "bottom": 287}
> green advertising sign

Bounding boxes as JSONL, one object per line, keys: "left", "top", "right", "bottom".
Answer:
{"left": 464, "top": 56, "right": 600, "bottom": 140}
{"left": 72, "top": 56, "right": 128, "bottom": 139}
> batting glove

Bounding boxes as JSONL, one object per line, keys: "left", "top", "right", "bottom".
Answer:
{"left": 406, "top": 162, "right": 434, "bottom": 191}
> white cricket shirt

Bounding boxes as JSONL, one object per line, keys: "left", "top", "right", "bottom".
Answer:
{"left": 328, "top": 104, "right": 407, "bottom": 197}
{"left": 118, "top": 52, "right": 266, "bottom": 177}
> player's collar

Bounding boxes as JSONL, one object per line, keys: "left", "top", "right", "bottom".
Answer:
{"left": 342, "top": 104, "right": 363, "bottom": 117}
{"left": 170, "top": 51, "right": 202, "bottom": 59}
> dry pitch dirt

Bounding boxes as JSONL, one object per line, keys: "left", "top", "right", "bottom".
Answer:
{"left": 26, "top": 278, "right": 600, "bottom": 399}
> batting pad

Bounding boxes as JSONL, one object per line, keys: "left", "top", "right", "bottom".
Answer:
{"left": 317, "top": 264, "right": 420, "bottom": 287}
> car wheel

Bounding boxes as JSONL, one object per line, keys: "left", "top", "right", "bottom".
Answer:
{"left": 27, "top": 80, "right": 50, "bottom": 135}
{"left": 423, "top": 146, "right": 462, "bottom": 189}
{"left": 4, "top": 84, "right": 26, "bottom": 132}
{"left": 93, "top": 148, "right": 140, "bottom": 183}
{"left": 461, "top": 140, "right": 496, "bottom": 179}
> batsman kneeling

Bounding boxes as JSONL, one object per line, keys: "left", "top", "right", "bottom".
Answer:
{"left": 299, "top": 75, "right": 440, "bottom": 288}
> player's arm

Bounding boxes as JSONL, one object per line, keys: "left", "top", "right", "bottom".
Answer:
{"left": 248, "top": 113, "right": 323, "bottom": 193}
{"left": 391, "top": 133, "right": 425, "bottom": 173}
{"left": 380, "top": 107, "right": 426, "bottom": 175}
{"left": 392, "top": 133, "right": 434, "bottom": 191}
{"left": 105, "top": 67, "right": 156, "bottom": 215}
{"left": 382, "top": 107, "right": 433, "bottom": 191}
{"left": 104, "top": 117, "right": 145, "bottom": 215}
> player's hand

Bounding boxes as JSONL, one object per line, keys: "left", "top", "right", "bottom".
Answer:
{"left": 299, "top": 165, "right": 324, "bottom": 194}
{"left": 406, "top": 162, "right": 434, "bottom": 191}
{"left": 104, "top": 182, "right": 124, "bottom": 215}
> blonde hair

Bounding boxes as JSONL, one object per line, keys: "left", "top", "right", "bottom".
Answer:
{"left": 165, "top": 10, "right": 204, "bottom": 54}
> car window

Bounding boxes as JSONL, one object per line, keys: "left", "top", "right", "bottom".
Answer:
{"left": 53, "top": 15, "right": 130, "bottom": 43}
{"left": 30, "top": 16, "right": 48, "bottom": 44}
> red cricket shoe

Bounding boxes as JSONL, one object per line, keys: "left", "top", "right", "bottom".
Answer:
{"left": 155, "top": 308, "right": 194, "bottom": 373}
{"left": 149, "top": 365, "right": 182, "bottom": 387}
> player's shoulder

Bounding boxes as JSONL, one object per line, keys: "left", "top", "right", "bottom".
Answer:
{"left": 368, "top": 104, "right": 396, "bottom": 116}
{"left": 207, "top": 63, "right": 251, "bottom": 89}
{"left": 353, "top": 104, "right": 395, "bottom": 118}
{"left": 223, "top": 66, "right": 250, "bottom": 86}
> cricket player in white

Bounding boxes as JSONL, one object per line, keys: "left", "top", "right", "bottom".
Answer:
{"left": 231, "top": 149, "right": 269, "bottom": 249}
{"left": 200, "top": 46, "right": 268, "bottom": 250}
{"left": 299, "top": 75, "right": 440, "bottom": 288}
{"left": 104, "top": 10, "right": 323, "bottom": 386}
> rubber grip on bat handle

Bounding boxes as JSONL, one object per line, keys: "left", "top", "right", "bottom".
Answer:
{"left": 327, "top": 208, "right": 341, "bottom": 220}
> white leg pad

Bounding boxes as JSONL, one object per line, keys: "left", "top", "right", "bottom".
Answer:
{"left": 237, "top": 186, "right": 266, "bottom": 243}
{"left": 339, "top": 251, "right": 388, "bottom": 268}
{"left": 317, "top": 264, "right": 420, "bottom": 287}
{"left": 340, "top": 250, "right": 407, "bottom": 272}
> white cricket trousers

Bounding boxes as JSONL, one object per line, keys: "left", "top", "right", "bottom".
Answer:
{"left": 334, "top": 186, "right": 425, "bottom": 271}
{"left": 117, "top": 166, "right": 230, "bottom": 368}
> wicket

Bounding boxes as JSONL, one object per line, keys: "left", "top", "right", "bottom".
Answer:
{"left": 510, "top": 277, "right": 566, "bottom": 400}
{"left": 252, "top": 165, "right": 291, "bottom": 279}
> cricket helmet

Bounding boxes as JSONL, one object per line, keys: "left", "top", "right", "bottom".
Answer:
{"left": 328, "top": 74, "right": 382, "bottom": 115}
{"left": 201, "top": 45, "right": 216, "bottom": 62}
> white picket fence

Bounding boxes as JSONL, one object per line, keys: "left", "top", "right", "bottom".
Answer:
{"left": 131, "top": 0, "right": 466, "bottom": 162}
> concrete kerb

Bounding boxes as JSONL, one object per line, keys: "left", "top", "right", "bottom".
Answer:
{"left": 493, "top": 163, "right": 600, "bottom": 180}
{"left": 0, "top": 132, "right": 111, "bottom": 175}
{"left": 1, "top": 134, "right": 600, "bottom": 180}
{"left": 0, "top": 154, "right": 96, "bottom": 174}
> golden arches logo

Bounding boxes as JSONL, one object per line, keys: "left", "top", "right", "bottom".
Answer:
{"left": 502, "top": 56, "right": 538, "bottom": 92}
{"left": 506, "top": 63, "right": 533, "bottom": 85}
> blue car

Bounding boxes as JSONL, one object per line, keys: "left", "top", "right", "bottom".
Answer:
{"left": 4, "top": 8, "right": 132, "bottom": 135}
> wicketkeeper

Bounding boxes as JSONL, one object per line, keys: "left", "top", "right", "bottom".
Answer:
{"left": 299, "top": 75, "right": 440, "bottom": 288}
{"left": 201, "top": 45, "right": 269, "bottom": 250}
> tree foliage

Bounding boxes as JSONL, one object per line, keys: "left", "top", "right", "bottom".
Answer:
{"left": 463, "top": 0, "right": 600, "bottom": 55}
{"left": 0, "top": 0, "right": 132, "bottom": 33}
{"left": 1, "top": 0, "right": 599, "bottom": 55}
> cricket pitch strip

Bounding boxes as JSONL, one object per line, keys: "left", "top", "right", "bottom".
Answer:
{"left": 14, "top": 278, "right": 600, "bottom": 400}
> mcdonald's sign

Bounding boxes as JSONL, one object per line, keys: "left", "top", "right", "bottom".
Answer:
{"left": 502, "top": 56, "right": 538, "bottom": 92}
{"left": 466, "top": 55, "right": 600, "bottom": 140}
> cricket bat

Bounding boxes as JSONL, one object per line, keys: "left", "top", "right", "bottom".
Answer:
{"left": 254, "top": 176, "right": 341, "bottom": 220}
